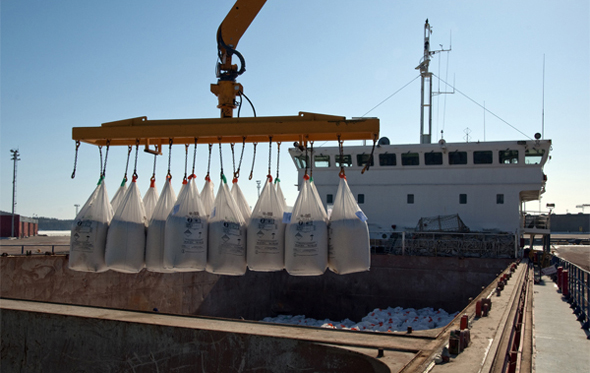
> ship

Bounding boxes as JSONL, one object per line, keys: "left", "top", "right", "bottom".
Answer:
{"left": 289, "top": 20, "right": 552, "bottom": 258}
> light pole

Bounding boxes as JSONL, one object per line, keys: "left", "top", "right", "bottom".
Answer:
{"left": 10, "top": 149, "right": 21, "bottom": 238}
{"left": 74, "top": 204, "right": 80, "bottom": 217}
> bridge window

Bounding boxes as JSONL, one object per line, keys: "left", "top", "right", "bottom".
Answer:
{"left": 357, "top": 194, "right": 365, "bottom": 204}
{"left": 474, "top": 151, "right": 493, "bottom": 164}
{"left": 335, "top": 154, "right": 352, "bottom": 168}
{"left": 499, "top": 150, "right": 519, "bottom": 164}
{"left": 525, "top": 148, "right": 545, "bottom": 164}
{"left": 379, "top": 153, "right": 396, "bottom": 166}
{"left": 314, "top": 155, "right": 330, "bottom": 167}
{"left": 449, "top": 151, "right": 468, "bottom": 165}
{"left": 407, "top": 194, "right": 414, "bottom": 204}
{"left": 327, "top": 194, "right": 333, "bottom": 204}
{"left": 424, "top": 152, "right": 443, "bottom": 165}
{"left": 459, "top": 194, "right": 467, "bottom": 204}
{"left": 496, "top": 194, "right": 504, "bottom": 204}
{"left": 294, "top": 155, "right": 309, "bottom": 169}
{"left": 356, "top": 154, "right": 374, "bottom": 167}
{"left": 401, "top": 152, "right": 420, "bottom": 166}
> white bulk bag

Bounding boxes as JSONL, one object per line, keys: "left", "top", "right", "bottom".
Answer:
{"left": 247, "top": 178, "right": 285, "bottom": 272}
{"left": 143, "top": 179, "right": 159, "bottom": 222}
{"left": 275, "top": 179, "right": 287, "bottom": 211}
{"left": 164, "top": 178, "right": 208, "bottom": 271}
{"left": 310, "top": 179, "right": 328, "bottom": 220}
{"left": 207, "top": 179, "right": 247, "bottom": 276}
{"left": 201, "top": 177, "right": 215, "bottom": 217}
{"left": 105, "top": 180, "right": 147, "bottom": 273}
{"left": 69, "top": 181, "right": 113, "bottom": 272}
{"left": 145, "top": 178, "right": 176, "bottom": 273}
{"left": 231, "top": 180, "right": 251, "bottom": 222}
{"left": 110, "top": 179, "right": 127, "bottom": 212}
{"left": 284, "top": 178, "right": 328, "bottom": 276}
{"left": 328, "top": 177, "right": 370, "bottom": 274}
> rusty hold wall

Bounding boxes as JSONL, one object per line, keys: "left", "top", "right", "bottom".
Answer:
{"left": 0, "top": 254, "right": 511, "bottom": 321}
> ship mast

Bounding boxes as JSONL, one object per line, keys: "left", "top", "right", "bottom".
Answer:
{"left": 416, "top": 20, "right": 452, "bottom": 144}
{"left": 417, "top": 20, "right": 433, "bottom": 144}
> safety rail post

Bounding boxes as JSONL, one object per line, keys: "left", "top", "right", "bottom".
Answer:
{"left": 402, "top": 231, "right": 406, "bottom": 256}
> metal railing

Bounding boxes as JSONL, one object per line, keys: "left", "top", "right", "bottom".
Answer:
{"left": 370, "top": 231, "right": 516, "bottom": 258}
{"left": 0, "top": 245, "right": 69, "bottom": 255}
{"left": 551, "top": 256, "right": 590, "bottom": 330}
{"left": 522, "top": 213, "right": 550, "bottom": 230}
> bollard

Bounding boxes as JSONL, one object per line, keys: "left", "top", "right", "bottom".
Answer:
{"left": 481, "top": 298, "right": 492, "bottom": 311}
{"left": 482, "top": 303, "right": 489, "bottom": 317}
{"left": 562, "top": 270, "right": 569, "bottom": 297}
{"left": 557, "top": 266, "right": 563, "bottom": 291}
{"left": 476, "top": 301, "right": 482, "bottom": 318}
{"left": 407, "top": 326, "right": 412, "bottom": 334}
{"left": 460, "top": 330, "right": 470, "bottom": 348}
{"left": 449, "top": 335, "right": 461, "bottom": 355}
{"left": 496, "top": 286, "right": 502, "bottom": 296}
{"left": 460, "top": 314, "right": 468, "bottom": 330}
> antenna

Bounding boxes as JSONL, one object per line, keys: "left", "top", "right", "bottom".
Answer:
{"left": 463, "top": 127, "right": 471, "bottom": 143}
{"left": 417, "top": 20, "right": 453, "bottom": 144}
{"left": 542, "top": 54, "right": 546, "bottom": 139}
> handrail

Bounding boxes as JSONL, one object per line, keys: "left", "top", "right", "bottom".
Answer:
{"left": 550, "top": 256, "right": 590, "bottom": 330}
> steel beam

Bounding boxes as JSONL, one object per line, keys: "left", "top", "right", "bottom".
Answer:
{"left": 72, "top": 112, "right": 380, "bottom": 147}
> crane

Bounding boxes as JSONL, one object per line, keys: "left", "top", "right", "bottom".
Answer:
{"left": 211, "top": 0, "right": 266, "bottom": 119}
{"left": 71, "top": 1, "right": 379, "bottom": 151}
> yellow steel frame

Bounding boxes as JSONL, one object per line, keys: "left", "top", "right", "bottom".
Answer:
{"left": 72, "top": 112, "right": 379, "bottom": 153}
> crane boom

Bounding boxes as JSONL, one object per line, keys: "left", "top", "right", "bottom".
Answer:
{"left": 211, "top": 0, "right": 266, "bottom": 118}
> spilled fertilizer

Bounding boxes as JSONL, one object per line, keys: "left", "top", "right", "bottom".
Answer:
{"left": 261, "top": 306, "right": 458, "bottom": 333}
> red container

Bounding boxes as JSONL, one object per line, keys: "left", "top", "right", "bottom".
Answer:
{"left": 475, "top": 301, "right": 482, "bottom": 318}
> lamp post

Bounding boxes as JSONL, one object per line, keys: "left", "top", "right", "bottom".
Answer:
{"left": 10, "top": 149, "right": 21, "bottom": 238}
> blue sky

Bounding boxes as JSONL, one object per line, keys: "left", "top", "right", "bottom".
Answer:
{"left": 1, "top": 0, "right": 589, "bottom": 220}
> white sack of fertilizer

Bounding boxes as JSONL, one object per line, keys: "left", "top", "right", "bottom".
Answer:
{"left": 142, "top": 179, "right": 159, "bottom": 221}
{"left": 200, "top": 177, "right": 215, "bottom": 217}
{"left": 207, "top": 178, "right": 246, "bottom": 276}
{"left": 69, "top": 180, "right": 113, "bottom": 273}
{"left": 275, "top": 179, "right": 287, "bottom": 211}
{"left": 164, "top": 178, "right": 208, "bottom": 271}
{"left": 145, "top": 178, "right": 176, "bottom": 273}
{"left": 105, "top": 180, "right": 147, "bottom": 273}
{"left": 328, "top": 176, "right": 370, "bottom": 275}
{"left": 284, "top": 178, "right": 328, "bottom": 276}
{"left": 110, "top": 179, "right": 127, "bottom": 213}
{"left": 231, "top": 180, "right": 251, "bottom": 222}
{"left": 310, "top": 179, "right": 328, "bottom": 220}
{"left": 247, "top": 178, "right": 285, "bottom": 272}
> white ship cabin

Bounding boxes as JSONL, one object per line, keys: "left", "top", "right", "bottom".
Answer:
{"left": 289, "top": 139, "right": 551, "bottom": 236}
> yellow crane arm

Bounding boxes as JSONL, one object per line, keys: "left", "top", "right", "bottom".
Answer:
{"left": 212, "top": 0, "right": 267, "bottom": 118}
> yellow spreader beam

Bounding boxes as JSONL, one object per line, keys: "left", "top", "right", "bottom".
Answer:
{"left": 72, "top": 112, "right": 379, "bottom": 152}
